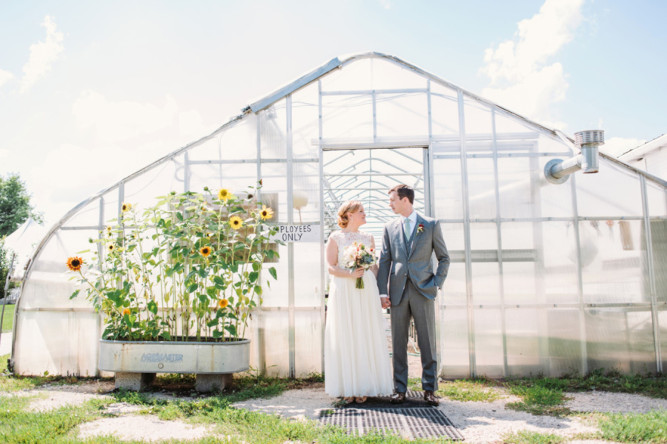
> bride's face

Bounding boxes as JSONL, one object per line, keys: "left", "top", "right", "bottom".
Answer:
{"left": 347, "top": 207, "right": 366, "bottom": 226}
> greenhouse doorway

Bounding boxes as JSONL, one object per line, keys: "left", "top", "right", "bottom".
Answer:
{"left": 321, "top": 145, "right": 433, "bottom": 358}
{"left": 321, "top": 146, "right": 432, "bottom": 241}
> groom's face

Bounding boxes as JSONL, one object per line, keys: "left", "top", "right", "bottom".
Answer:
{"left": 388, "top": 191, "right": 409, "bottom": 215}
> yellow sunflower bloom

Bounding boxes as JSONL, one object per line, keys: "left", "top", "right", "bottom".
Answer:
{"left": 122, "top": 308, "right": 131, "bottom": 316}
{"left": 218, "top": 298, "right": 229, "bottom": 309}
{"left": 259, "top": 205, "right": 274, "bottom": 220}
{"left": 229, "top": 215, "right": 243, "bottom": 230}
{"left": 199, "top": 246, "right": 212, "bottom": 257}
{"left": 218, "top": 188, "right": 231, "bottom": 201}
{"left": 66, "top": 256, "right": 84, "bottom": 272}
{"left": 121, "top": 202, "right": 132, "bottom": 212}
{"left": 107, "top": 244, "right": 115, "bottom": 252}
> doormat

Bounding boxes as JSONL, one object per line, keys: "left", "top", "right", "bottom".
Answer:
{"left": 319, "top": 406, "right": 463, "bottom": 440}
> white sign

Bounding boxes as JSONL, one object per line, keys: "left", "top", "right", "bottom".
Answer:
{"left": 271, "top": 224, "right": 320, "bottom": 243}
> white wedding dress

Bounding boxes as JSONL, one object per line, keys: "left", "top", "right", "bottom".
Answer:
{"left": 324, "top": 230, "right": 393, "bottom": 398}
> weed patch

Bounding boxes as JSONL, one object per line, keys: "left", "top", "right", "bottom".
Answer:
{"left": 599, "top": 410, "right": 667, "bottom": 443}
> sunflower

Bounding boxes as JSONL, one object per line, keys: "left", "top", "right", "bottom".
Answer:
{"left": 218, "top": 188, "right": 231, "bottom": 201}
{"left": 121, "top": 202, "right": 132, "bottom": 212}
{"left": 122, "top": 308, "right": 131, "bottom": 316}
{"left": 107, "top": 244, "right": 115, "bottom": 252}
{"left": 66, "top": 256, "right": 84, "bottom": 272}
{"left": 218, "top": 298, "right": 229, "bottom": 309}
{"left": 259, "top": 205, "right": 274, "bottom": 220}
{"left": 229, "top": 215, "right": 243, "bottom": 230}
{"left": 199, "top": 246, "right": 212, "bottom": 257}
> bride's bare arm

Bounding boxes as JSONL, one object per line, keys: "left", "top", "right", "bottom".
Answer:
{"left": 326, "top": 236, "right": 364, "bottom": 278}
{"left": 370, "top": 236, "right": 379, "bottom": 277}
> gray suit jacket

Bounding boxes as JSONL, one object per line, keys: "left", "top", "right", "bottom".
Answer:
{"left": 377, "top": 214, "right": 450, "bottom": 305}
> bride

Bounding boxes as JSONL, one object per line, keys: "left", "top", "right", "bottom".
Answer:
{"left": 324, "top": 200, "right": 393, "bottom": 403}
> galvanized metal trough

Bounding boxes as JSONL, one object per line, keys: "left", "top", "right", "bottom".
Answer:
{"left": 99, "top": 338, "right": 250, "bottom": 392}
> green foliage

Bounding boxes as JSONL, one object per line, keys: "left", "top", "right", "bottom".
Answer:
{"left": 68, "top": 184, "right": 280, "bottom": 342}
{"left": 502, "top": 430, "right": 566, "bottom": 444}
{"left": 0, "top": 173, "right": 41, "bottom": 237}
{"left": 599, "top": 410, "right": 667, "bottom": 443}
{"left": 566, "top": 368, "right": 667, "bottom": 399}
{"left": 1, "top": 301, "right": 13, "bottom": 332}
{"left": 506, "top": 384, "right": 570, "bottom": 416}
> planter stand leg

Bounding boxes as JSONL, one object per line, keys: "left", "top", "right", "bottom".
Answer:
{"left": 195, "top": 373, "right": 233, "bottom": 392}
{"left": 115, "top": 372, "right": 156, "bottom": 391}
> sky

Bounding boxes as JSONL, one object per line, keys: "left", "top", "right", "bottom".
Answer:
{"left": 0, "top": 0, "right": 665, "bottom": 227}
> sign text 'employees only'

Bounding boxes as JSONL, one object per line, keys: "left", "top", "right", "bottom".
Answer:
{"left": 270, "top": 224, "right": 320, "bottom": 242}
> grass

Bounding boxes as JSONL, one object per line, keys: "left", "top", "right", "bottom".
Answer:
{"left": 1, "top": 303, "right": 13, "bottom": 332}
{"left": 1, "top": 365, "right": 666, "bottom": 443}
{"left": 409, "top": 376, "right": 504, "bottom": 402}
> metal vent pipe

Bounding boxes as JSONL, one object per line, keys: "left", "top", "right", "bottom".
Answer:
{"left": 545, "top": 129, "right": 604, "bottom": 184}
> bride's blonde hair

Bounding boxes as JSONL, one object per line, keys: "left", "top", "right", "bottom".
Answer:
{"left": 337, "top": 200, "right": 363, "bottom": 228}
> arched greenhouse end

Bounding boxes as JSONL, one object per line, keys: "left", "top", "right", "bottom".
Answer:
{"left": 10, "top": 52, "right": 667, "bottom": 379}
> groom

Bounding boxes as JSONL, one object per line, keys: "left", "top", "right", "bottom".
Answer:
{"left": 377, "top": 184, "right": 450, "bottom": 406}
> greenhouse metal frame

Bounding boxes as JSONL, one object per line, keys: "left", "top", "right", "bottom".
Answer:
{"left": 9, "top": 52, "right": 667, "bottom": 379}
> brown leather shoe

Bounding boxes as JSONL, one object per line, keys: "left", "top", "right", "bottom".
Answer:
{"left": 424, "top": 390, "right": 440, "bottom": 406}
{"left": 389, "top": 392, "right": 406, "bottom": 404}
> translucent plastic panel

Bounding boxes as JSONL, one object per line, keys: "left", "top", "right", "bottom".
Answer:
{"left": 470, "top": 223, "right": 498, "bottom": 250}
{"left": 13, "top": 310, "right": 100, "bottom": 376}
{"left": 123, "top": 160, "right": 180, "bottom": 203}
{"left": 23, "top": 229, "right": 100, "bottom": 309}
{"left": 502, "top": 262, "right": 538, "bottom": 305}
{"left": 543, "top": 309, "right": 584, "bottom": 375}
{"left": 257, "top": 310, "right": 290, "bottom": 377}
{"left": 61, "top": 198, "right": 103, "bottom": 228}
{"left": 291, "top": 161, "right": 321, "bottom": 226}
{"left": 293, "top": 242, "right": 323, "bottom": 307}
{"left": 537, "top": 157, "right": 575, "bottom": 218}
{"left": 375, "top": 93, "right": 428, "bottom": 139}
{"left": 542, "top": 222, "right": 579, "bottom": 304}
{"left": 430, "top": 83, "right": 459, "bottom": 137}
{"left": 370, "top": 57, "right": 427, "bottom": 90}
{"left": 188, "top": 115, "right": 257, "bottom": 161}
{"left": 439, "top": 307, "right": 469, "bottom": 378}
{"left": 497, "top": 157, "right": 543, "bottom": 219}
{"left": 505, "top": 308, "right": 544, "bottom": 376}
{"left": 581, "top": 220, "right": 644, "bottom": 304}
{"left": 322, "top": 58, "right": 373, "bottom": 92}
{"left": 464, "top": 99, "right": 493, "bottom": 140}
{"left": 188, "top": 163, "right": 258, "bottom": 194}
{"left": 467, "top": 159, "right": 497, "bottom": 220}
{"left": 660, "top": 309, "right": 667, "bottom": 372}
{"left": 432, "top": 158, "right": 463, "bottom": 220}
{"left": 470, "top": 262, "right": 500, "bottom": 305}
{"left": 647, "top": 181, "right": 667, "bottom": 217}
{"left": 473, "top": 308, "right": 505, "bottom": 377}
{"left": 321, "top": 94, "right": 373, "bottom": 140}
{"left": 440, "top": 261, "right": 466, "bottom": 306}
{"left": 291, "top": 86, "right": 319, "bottom": 159}
{"left": 585, "top": 308, "right": 657, "bottom": 373}
{"left": 648, "top": 218, "right": 667, "bottom": 302}
{"left": 259, "top": 105, "right": 287, "bottom": 159}
{"left": 576, "top": 159, "right": 643, "bottom": 218}
{"left": 295, "top": 310, "right": 323, "bottom": 376}
{"left": 494, "top": 110, "right": 537, "bottom": 134}
{"left": 262, "top": 243, "right": 288, "bottom": 307}
{"left": 501, "top": 222, "right": 534, "bottom": 249}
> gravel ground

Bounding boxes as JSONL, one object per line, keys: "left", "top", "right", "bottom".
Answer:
{"left": 1, "top": 377, "right": 665, "bottom": 442}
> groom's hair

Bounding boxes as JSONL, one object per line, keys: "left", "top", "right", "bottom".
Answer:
{"left": 389, "top": 184, "right": 414, "bottom": 204}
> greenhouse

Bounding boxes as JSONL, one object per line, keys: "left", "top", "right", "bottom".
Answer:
{"left": 9, "top": 52, "right": 667, "bottom": 379}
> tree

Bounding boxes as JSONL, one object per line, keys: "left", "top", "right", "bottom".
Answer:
{"left": 0, "top": 173, "right": 41, "bottom": 237}
{"left": 0, "top": 173, "right": 41, "bottom": 299}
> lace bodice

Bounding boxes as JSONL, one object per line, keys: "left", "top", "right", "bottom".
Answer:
{"left": 329, "top": 230, "right": 376, "bottom": 267}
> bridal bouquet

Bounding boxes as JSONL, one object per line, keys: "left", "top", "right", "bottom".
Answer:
{"left": 343, "top": 242, "right": 377, "bottom": 289}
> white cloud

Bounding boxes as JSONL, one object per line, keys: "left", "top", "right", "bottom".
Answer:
{"left": 0, "top": 68, "right": 13, "bottom": 88}
{"left": 72, "top": 90, "right": 179, "bottom": 144}
{"left": 20, "top": 15, "right": 64, "bottom": 93}
{"left": 480, "top": 0, "right": 584, "bottom": 128}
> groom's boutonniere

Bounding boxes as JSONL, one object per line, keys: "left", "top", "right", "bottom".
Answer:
{"left": 417, "top": 223, "right": 424, "bottom": 234}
